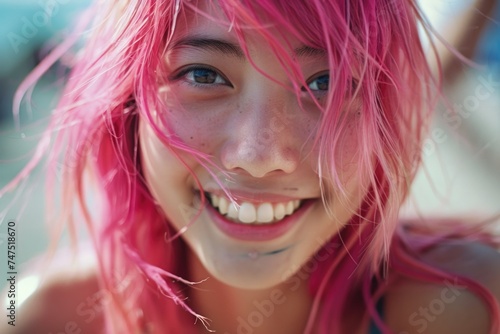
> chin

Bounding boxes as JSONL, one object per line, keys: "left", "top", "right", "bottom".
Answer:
{"left": 191, "top": 240, "right": 304, "bottom": 290}
{"left": 208, "top": 263, "right": 290, "bottom": 290}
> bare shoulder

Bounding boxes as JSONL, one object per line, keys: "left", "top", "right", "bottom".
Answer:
{"left": 385, "top": 241, "right": 500, "bottom": 334}
{"left": 0, "top": 252, "right": 104, "bottom": 334}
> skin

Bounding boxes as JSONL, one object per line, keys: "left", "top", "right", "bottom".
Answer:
{"left": 138, "top": 3, "right": 370, "bottom": 332}
{"left": 139, "top": 3, "right": 368, "bottom": 291}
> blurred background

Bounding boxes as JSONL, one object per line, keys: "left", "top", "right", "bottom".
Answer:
{"left": 402, "top": 0, "right": 500, "bottom": 220}
{"left": 0, "top": 0, "right": 499, "bottom": 294}
{"left": 0, "top": 0, "right": 90, "bottom": 294}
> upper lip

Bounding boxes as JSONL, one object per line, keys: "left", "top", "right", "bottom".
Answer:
{"left": 198, "top": 188, "right": 313, "bottom": 204}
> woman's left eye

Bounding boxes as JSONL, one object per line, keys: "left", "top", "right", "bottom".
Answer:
{"left": 306, "top": 73, "right": 330, "bottom": 91}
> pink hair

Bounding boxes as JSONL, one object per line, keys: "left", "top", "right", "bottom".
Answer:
{"left": 3, "top": 0, "right": 500, "bottom": 333}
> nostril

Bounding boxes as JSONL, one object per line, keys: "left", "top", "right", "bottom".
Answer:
{"left": 221, "top": 141, "right": 299, "bottom": 178}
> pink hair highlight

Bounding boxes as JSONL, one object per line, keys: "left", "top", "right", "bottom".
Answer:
{"left": 4, "top": 0, "right": 500, "bottom": 333}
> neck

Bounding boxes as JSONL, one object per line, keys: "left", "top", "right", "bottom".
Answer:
{"left": 186, "top": 247, "right": 313, "bottom": 334}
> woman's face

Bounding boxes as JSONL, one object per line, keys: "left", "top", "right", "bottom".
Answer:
{"left": 139, "top": 2, "right": 369, "bottom": 289}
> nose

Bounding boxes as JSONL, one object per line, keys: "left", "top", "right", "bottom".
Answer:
{"left": 220, "top": 95, "right": 300, "bottom": 178}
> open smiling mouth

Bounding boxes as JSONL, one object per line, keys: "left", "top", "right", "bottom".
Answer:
{"left": 205, "top": 192, "right": 303, "bottom": 224}
{"left": 193, "top": 190, "right": 316, "bottom": 241}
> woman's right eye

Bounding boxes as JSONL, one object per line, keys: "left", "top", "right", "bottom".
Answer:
{"left": 174, "top": 66, "right": 231, "bottom": 87}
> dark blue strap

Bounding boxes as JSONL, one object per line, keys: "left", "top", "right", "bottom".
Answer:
{"left": 368, "top": 297, "right": 384, "bottom": 334}
{"left": 368, "top": 322, "right": 383, "bottom": 334}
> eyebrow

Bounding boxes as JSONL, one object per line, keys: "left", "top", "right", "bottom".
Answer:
{"left": 171, "top": 37, "right": 245, "bottom": 58}
{"left": 293, "top": 45, "right": 327, "bottom": 58}
{"left": 170, "top": 36, "right": 326, "bottom": 59}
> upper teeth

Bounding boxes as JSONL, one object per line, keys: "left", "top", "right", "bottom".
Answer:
{"left": 209, "top": 194, "right": 301, "bottom": 224}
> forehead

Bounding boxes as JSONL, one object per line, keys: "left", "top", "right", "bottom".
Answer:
{"left": 171, "top": 0, "right": 304, "bottom": 53}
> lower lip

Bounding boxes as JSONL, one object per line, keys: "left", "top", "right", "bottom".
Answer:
{"left": 204, "top": 197, "right": 315, "bottom": 242}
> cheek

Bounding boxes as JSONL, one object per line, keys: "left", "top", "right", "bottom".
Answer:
{"left": 158, "top": 89, "right": 231, "bottom": 155}
{"left": 336, "top": 125, "right": 362, "bottom": 177}
{"left": 139, "top": 120, "right": 197, "bottom": 225}
{"left": 325, "top": 118, "right": 371, "bottom": 206}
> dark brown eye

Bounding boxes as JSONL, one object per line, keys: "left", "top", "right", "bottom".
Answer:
{"left": 307, "top": 74, "right": 329, "bottom": 91}
{"left": 191, "top": 68, "right": 219, "bottom": 84}
{"left": 173, "top": 65, "right": 230, "bottom": 87}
